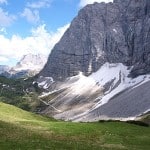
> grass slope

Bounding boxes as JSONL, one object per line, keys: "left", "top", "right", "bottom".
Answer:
{"left": 0, "top": 102, "right": 150, "bottom": 150}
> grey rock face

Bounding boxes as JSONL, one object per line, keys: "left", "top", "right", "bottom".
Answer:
{"left": 39, "top": 0, "right": 150, "bottom": 80}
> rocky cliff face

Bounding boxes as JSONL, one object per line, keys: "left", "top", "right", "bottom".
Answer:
{"left": 37, "top": 0, "right": 150, "bottom": 121}
{"left": 39, "top": 0, "right": 150, "bottom": 80}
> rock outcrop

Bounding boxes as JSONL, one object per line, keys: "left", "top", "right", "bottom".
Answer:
{"left": 39, "top": 0, "right": 150, "bottom": 80}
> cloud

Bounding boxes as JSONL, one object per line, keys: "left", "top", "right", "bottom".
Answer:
{"left": 27, "top": 0, "right": 51, "bottom": 9}
{"left": 0, "top": 0, "right": 7, "bottom": 5}
{"left": 0, "top": 8, "right": 16, "bottom": 27}
{"left": 79, "top": 0, "right": 113, "bottom": 7}
{"left": 21, "top": 8, "right": 40, "bottom": 24}
{"left": 0, "top": 24, "right": 70, "bottom": 65}
{"left": 21, "top": 0, "right": 51, "bottom": 24}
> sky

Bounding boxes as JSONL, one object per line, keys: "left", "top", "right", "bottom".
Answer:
{"left": 0, "top": 0, "right": 113, "bottom": 66}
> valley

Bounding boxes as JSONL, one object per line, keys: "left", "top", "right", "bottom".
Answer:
{"left": 0, "top": 0, "right": 150, "bottom": 149}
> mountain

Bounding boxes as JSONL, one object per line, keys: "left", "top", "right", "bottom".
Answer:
{"left": 13, "top": 54, "right": 47, "bottom": 72}
{"left": 39, "top": 0, "right": 150, "bottom": 80}
{"left": 0, "top": 65, "right": 10, "bottom": 74}
{"left": 1, "top": 54, "right": 47, "bottom": 78}
{"left": 37, "top": 0, "right": 150, "bottom": 121}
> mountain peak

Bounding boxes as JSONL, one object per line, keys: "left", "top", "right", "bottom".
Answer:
{"left": 0, "top": 54, "right": 48, "bottom": 78}
{"left": 14, "top": 53, "right": 47, "bottom": 72}
{"left": 39, "top": 0, "right": 150, "bottom": 80}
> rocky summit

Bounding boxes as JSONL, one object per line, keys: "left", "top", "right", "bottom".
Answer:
{"left": 37, "top": 0, "right": 150, "bottom": 122}
{"left": 39, "top": 0, "right": 150, "bottom": 80}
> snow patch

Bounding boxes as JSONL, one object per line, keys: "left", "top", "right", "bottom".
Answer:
{"left": 89, "top": 63, "right": 150, "bottom": 110}
{"left": 69, "top": 72, "right": 100, "bottom": 95}
{"left": 36, "top": 76, "right": 54, "bottom": 89}
{"left": 113, "top": 28, "right": 117, "bottom": 33}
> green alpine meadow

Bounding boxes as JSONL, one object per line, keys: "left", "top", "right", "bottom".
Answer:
{"left": 0, "top": 102, "right": 150, "bottom": 150}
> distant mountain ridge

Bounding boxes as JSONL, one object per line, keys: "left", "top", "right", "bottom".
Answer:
{"left": 0, "top": 54, "right": 47, "bottom": 78}
{"left": 13, "top": 53, "right": 47, "bottom": 72}
{"left": 0, "top": 65, "right": 10, "bottom": 74}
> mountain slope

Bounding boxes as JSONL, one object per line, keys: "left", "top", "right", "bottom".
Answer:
{"left": 0, "top": 76, "right": 43, "bottom": 112}
{"left": 76, "top": 79, "right": 150, "bottom": 122}
{"left": 36, "top": 0, "right": 150, "bottom": 121}
{"left": 0, "top": 102, "right": 150, "bottom": 150}
{"left": 39, "top": 63, "right": 150, "bottom": 121}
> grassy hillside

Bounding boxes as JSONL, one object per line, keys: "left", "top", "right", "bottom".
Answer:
{"left": 0, "top": 102, "right": 150, "bottom": 150}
